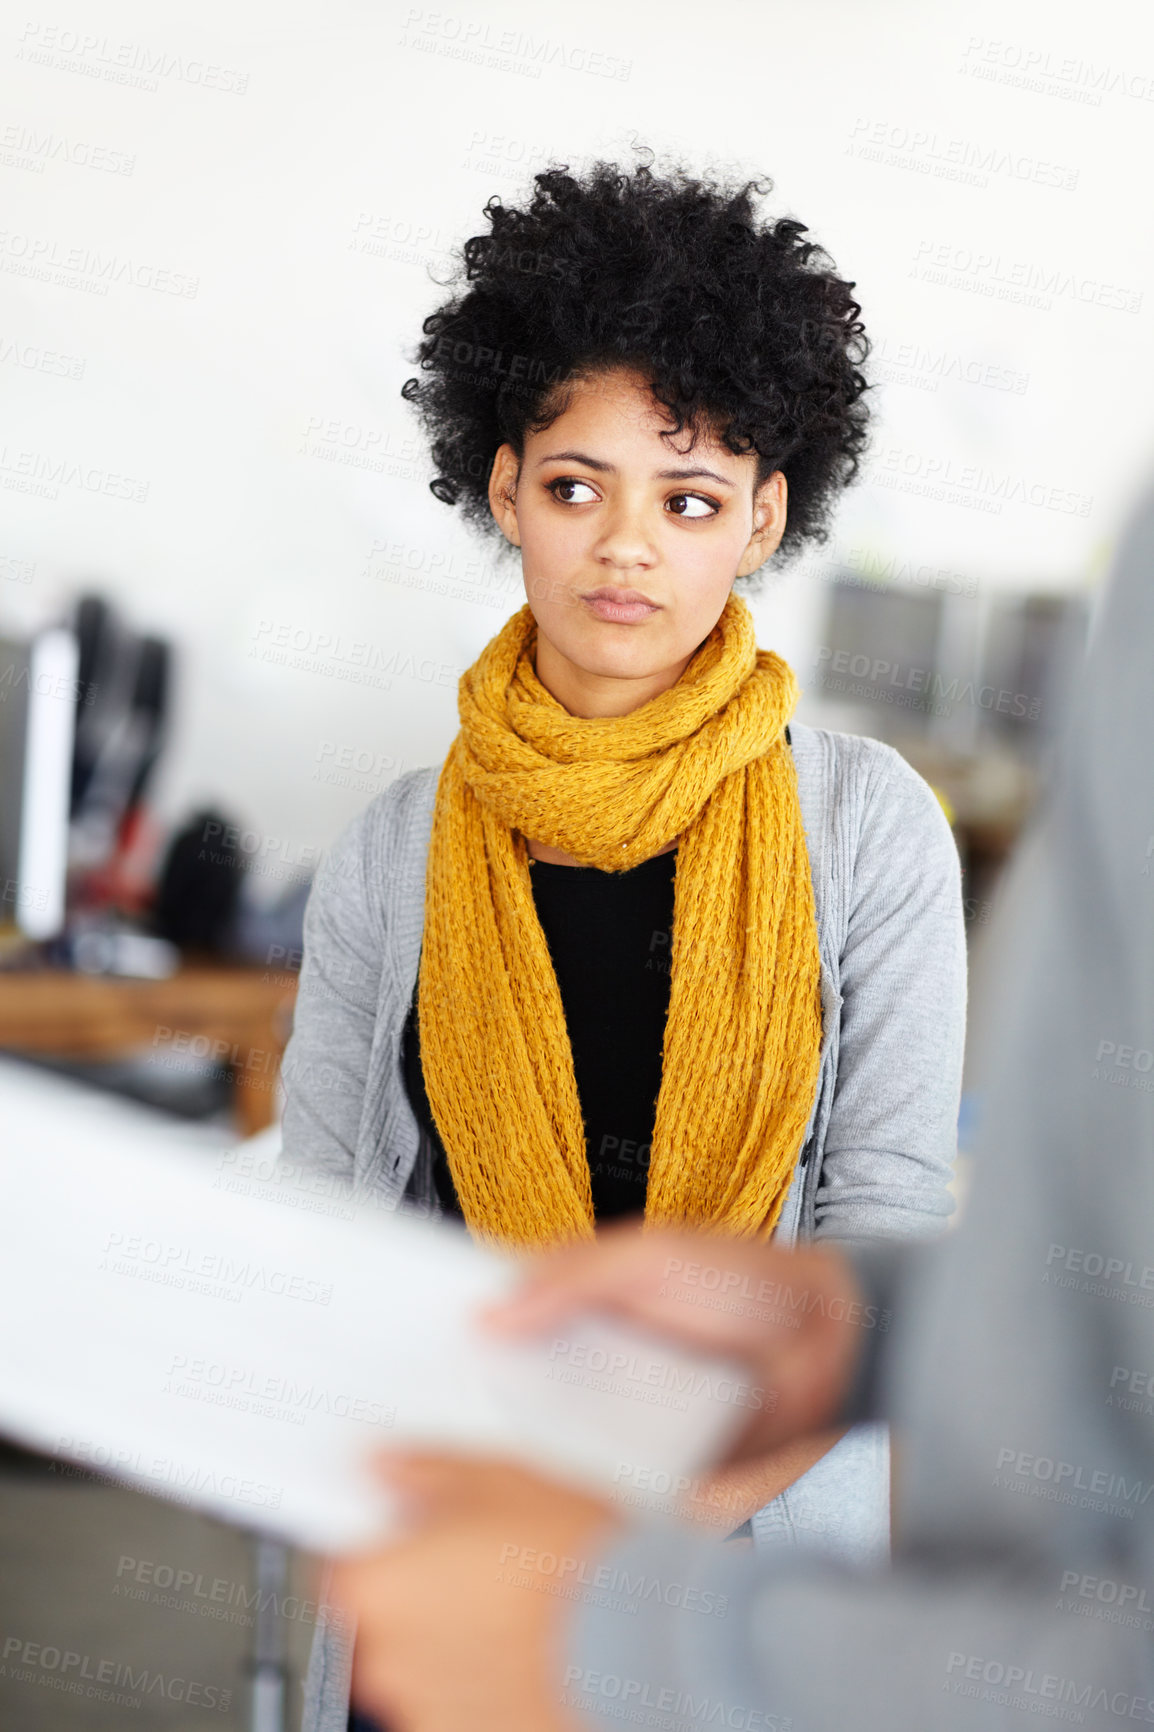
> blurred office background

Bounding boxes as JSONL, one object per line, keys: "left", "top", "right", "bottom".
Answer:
{"left": 2, "top": 0, "right": 1153, "bottom": 1725}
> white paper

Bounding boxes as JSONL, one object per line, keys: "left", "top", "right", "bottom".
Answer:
{"left": 0, "top": 1065, "right": 751, "bottom": 1552}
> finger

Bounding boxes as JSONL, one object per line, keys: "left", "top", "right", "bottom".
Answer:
{"left": 374, "top": 1452, "right": 571, "bottom": 1527}
{"left": 349, "top": 1450, "right": 484, "bottom": 1537}
{"left": 371, "top": 1449, "right": 492, "bottom": 1500}
{"left": 480, "top": 1222, "right": 655, "bottom": 1332}
{"left": 496, "top": 1243, "right": 793, "bottom": 1367}
{"left": 480, "top": 1225, "right": 714, "bottom": 1337}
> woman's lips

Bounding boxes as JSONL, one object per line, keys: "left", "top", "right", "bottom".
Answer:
{"left": 580, "top": 591, "right": 661, "bottom": 625}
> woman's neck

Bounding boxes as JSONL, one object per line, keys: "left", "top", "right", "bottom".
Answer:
{"left": 534, "top": 634, "right": 694, "bottom": 720}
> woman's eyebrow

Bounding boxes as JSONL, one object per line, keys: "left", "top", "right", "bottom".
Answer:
{"left": 654, "top": 465, "right": 736, "bottom": 487}
{"left": 537, "top": 449, "right": 736, "bottom": 487}
{"left": 536, "top": 449, "right": 613, "bottom": 471}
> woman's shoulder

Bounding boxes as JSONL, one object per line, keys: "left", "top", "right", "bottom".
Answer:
{"left": 788, "top": 719, "right": 954, "bottom": 864}
{"left": 310, "top": 763, "right": 442, "bottom": 919}
{"left": 789, "top": 716, "right": 929, "bottom": 801}
{"left": 357, "top": 762, "right": 441, "bottom": 842}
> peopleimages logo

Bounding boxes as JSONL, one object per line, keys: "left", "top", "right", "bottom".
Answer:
{"left": 561, "top": 1669, "right": 791, "bottom": 1730}
{"left": 1059, "top": 1569, "right": 1152, "bottom": 1613}
{"left": 993, "top": 1445, "right": 1154, "bottom": 1520}
{"left": 15, "top": 23, "right": 249, "bottom": 94}
{"left": 0, "top": 122, "right": 135, "bottom": 175}
{"left": 847, "top": 116, "right": 1079, "bottom": 190}
{"left": 497, "top": 1544, "right": 729, "bottom": 1618}
{"left": 866, "top": 446, "right": 1094, "bottom": 516}
{"left": 113, "top": 1553, "right": 341, "bottom": 1631}
{"left": 814, "top": 646, "right": 1039, "bottom": 720}
{"left": 398, "top": 9, "right": 632, "bottom": 81}
{"left": 163, "top": 1353, "right": 395, "bottom": 1427}
{"left": 1045, "top": 1243, "right": 1154, "bottom": 1292}
{"left": 0, "top": 1635, "right": 231, "bottom": 1712}
{"left": 54, "top": 1438, "right": 283, "bottom": 1510}
{"left": 945, "top": 1650, "right": 1154, "bottom": 1721}
{"left": 958, "top": 36, "right": 1154, "bottom": 106}
{"left": 546, "top": 1338, "right": 767, "bottom": 1411}
{"left": 0, "top": 445, "right": 148, "bottom": 503}
{"left": 910, "top": 238, "right": 1141, "bottom": 314}
{"left": 0, "top": 229, "right": 198, "bottom": 297}
{"left": 99, "top": 1232, "right": 333, "bottom": 1307}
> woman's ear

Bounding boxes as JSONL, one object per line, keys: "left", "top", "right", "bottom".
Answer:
{"left": 736, "top": 471, "right": 788, "bottom": 578}
{"left": 488, "top": 444, "right": 522, "bottom": 547}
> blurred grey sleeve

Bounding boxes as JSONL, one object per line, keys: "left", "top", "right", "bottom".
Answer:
{"left": 563, "top": 1523, "right": 1153, "bottom": 1732}
{"left": 279, "top": 807, "right": 380, "bottom": 1177}
{"left": 566, "top": 487, "right": 1154, "bottom": 1732}
{"left": 831, "top": 1235, "right": 970, "bottom": 1426}
{"left": 815, "top": 749, "right": 967, "bottom": 1241}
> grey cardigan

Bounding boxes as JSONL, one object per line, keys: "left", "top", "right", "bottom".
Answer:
{"left": 280, "top": 718, "right": 967, "bottom": 1731}
{"left": 282, "top": 720, "right": 966, "bottom": 1237}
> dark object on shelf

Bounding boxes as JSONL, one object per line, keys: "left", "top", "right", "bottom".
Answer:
{"left": 69, "top": 594, "right": 172, "bottom": 885}
{"left": 70, "top": 594, "right": 118, "bottom": 815}
{"left": 153, "top": 808, "right": 246, "bottom": 953}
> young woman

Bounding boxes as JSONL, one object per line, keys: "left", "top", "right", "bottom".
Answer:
{"left": 282, "top": 161, "right": 966, "bottom": 1732}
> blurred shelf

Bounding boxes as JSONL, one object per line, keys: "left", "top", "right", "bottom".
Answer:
{"left": 0, "top": 965, "right": 296, "bottom": 1136}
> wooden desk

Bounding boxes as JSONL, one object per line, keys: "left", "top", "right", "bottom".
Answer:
{"left": 0, "top": 966, "right": 298, "bottom": 1136}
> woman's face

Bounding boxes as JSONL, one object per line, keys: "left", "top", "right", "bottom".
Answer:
{"left": 488, "top": 367, "right": 787, "bottom": 718}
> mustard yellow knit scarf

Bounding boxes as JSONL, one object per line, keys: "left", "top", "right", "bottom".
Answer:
{"left": 417, "top": 591, "right": 823, "bottom": 1250}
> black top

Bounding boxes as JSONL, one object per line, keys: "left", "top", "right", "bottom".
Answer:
{"left": 401, "top": 847, "right": 678, "bottom": 1222}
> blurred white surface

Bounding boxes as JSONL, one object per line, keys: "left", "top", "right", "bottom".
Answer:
{"left": 0, "top": 1053, "right": 750, "bottom": 1549}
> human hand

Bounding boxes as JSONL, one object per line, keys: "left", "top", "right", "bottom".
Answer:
{"left": 330, "top": 1452, "right": 621, "bottom": 1732}
{"left": 481, "top": 1222, "right": 871, "bottom": 1464}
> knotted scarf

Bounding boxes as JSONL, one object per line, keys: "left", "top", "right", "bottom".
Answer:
{"left": 416, "top": 590, "right": 823, "bottom": 1250}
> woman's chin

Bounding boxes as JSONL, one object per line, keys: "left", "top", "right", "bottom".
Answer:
{"left": 551, "top": 642, "right": 681, "bottom": 687}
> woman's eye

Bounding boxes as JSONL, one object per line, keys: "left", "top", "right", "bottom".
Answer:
{"left": 548, "top": 478, "right": 599, "bottom": 504}
{"left": 667, "top": 493, "right": 718, "bottom": 519}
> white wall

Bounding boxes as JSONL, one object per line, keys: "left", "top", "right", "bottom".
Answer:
{"left": 3, "top": 0, "right": 1153, "bottom": 875}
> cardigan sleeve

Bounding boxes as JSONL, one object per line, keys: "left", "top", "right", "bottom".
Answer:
{"left": 813, "top": 743, "right": 967, "bottom": 1242}
{"left": 279, "top": 802, "right": 383, "bottom": 1179}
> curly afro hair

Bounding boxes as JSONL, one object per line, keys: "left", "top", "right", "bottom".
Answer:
{"left": 401, "top": 159, "right": 870, "bottom": 569}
